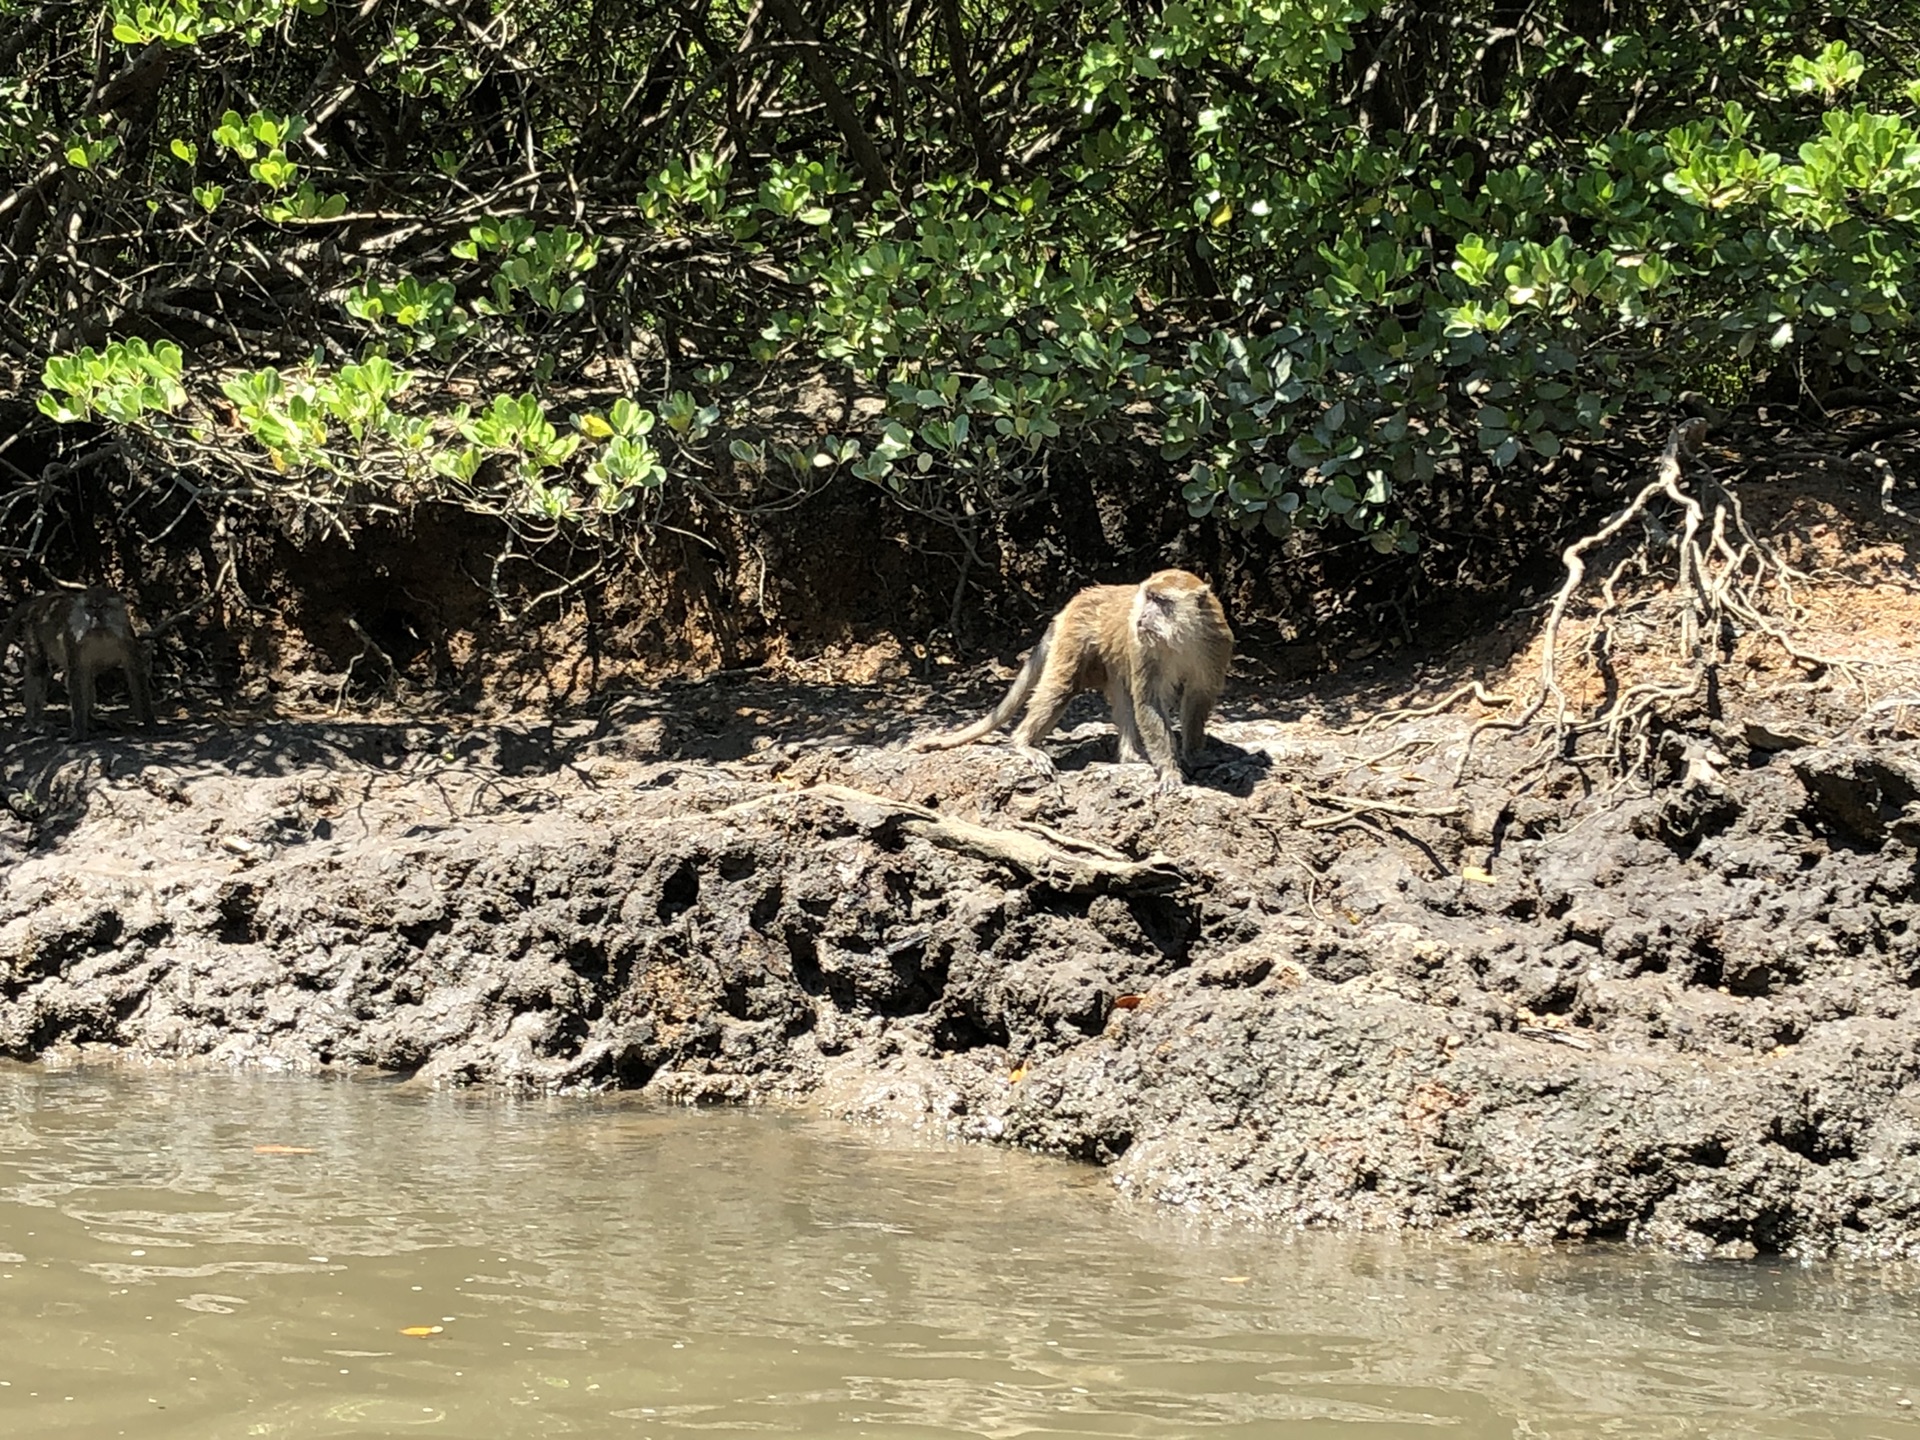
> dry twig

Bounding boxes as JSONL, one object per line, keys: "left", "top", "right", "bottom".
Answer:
{"left": 1364, "top": 680, "right": 1515, "bottom": 732}
{"left": 1298, "top": 790, "right": 1462, "bottom": 831}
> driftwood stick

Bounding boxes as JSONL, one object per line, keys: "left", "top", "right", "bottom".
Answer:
{"left": 716, "top": 782, "right": 1188, "bottom": 893}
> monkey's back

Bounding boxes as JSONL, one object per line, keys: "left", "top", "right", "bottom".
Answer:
{"left": 1057, "top": 583, "right": 1143, "bottom": 692}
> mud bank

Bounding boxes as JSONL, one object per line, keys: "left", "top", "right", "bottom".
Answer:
{"left": 4, "top": 664, "right": 1920, "bottom": 1262}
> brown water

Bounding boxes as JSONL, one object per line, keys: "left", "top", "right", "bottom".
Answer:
{"left": 0, "top": 1068, "right": 1915, "bottom": 1440}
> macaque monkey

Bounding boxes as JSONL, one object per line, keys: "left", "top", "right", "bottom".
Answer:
{"left": 914, "top": 569, "right": 1232, "bottom": 792}
{"left": 2, "top": 588, "right": 154, "bottom": 741}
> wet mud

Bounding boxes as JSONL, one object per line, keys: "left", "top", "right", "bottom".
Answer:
{"left": 5, "top": 654, "right": 1920, "bottom": 1262}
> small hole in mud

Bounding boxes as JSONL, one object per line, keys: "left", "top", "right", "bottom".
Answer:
{"left": 1687, "top": 1140, "right": 1728, "bottom": 1168}
{"left": 1687, "top": 954, "right": 1725, "bottom": 990}
{"left": 216, "top": 886, "right": 259, "bottom": 945}
{"left": 657, "top": 860, "right": 700, "bottom": 921}
{"left": 933, "top": 1012, "right": 1009, "bottom": 1053}
{"left": 1769, "top": 1117, "right": 1854, "bottom": 1165}
{"left": 784, "top": 928, "right": 821, "bottom": 986}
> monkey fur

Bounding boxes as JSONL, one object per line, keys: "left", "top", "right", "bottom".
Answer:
{"left": 914, "top": 569, "right": 1232, "bottom": 792}
{"left": 2, "top": 588, "right": 154, "bottom": 741}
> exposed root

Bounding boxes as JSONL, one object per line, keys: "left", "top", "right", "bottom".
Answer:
{"left": 1296, "top": 789, "right": 1462, "bottom": 831}
{"left": 1287, "top": 782, "right": 1462, "bottom": 844}
{"left": 1348, "top": 734, "right": 1437, "bottom": 767}
{"left": 1367, "top": 681, "right": 1516, "bottom": 730}
{"left": 1454, "top": 419, "right": 1857, "bottom": 784}
{"left": 335, "top": 617, "right": 398, "bottom": 711}
{"left": 1289, "top": 856, "right": 1333, "bottom": 922}
{"left": 1348, "top": 680, "right": 1514, "bottom": 766}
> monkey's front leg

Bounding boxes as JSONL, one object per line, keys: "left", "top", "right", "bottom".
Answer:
{"left": 126, "top": 655, "right": 155, "bottom": 728}
{"left": 1109, "top": 686, "right": 1149, "bottom": 764}
{"left": 1130, "top": 684, "right": 1185, "bottom": 793}
{"left": 68, "top": 661, "right": 95, "bottom": 741}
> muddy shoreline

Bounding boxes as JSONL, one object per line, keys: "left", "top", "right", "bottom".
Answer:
{"left": 4, "top": 659, "right": 1920, "bottom": 1264}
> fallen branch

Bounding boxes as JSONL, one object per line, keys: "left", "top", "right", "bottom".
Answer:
{"left": 713, "top": 782, "right": 1189, "bottom": 893}
{"left": 1364, "top": 680, "right": 1515, "bottom": 732}
{"left": 1298, "top": 789, "right": 1462, "bottom": 831}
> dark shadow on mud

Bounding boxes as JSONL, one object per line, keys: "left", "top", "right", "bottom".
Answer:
{"left": 586, "top": 674, "right": 929, "bottom": 760}
{"left": 1191, "top": 743, "right": 1275, "bottom": 797}
{"left": 0, "top": 713, "right": 592, "bottom": 855}
{"left": 1, "top": 659, "right": 1297, "bottom": 856}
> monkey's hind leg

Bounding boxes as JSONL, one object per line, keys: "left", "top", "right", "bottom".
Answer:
{"left": 1002, "top": 658, "right": 1086, "bottom": 783}
{"left": 68, "top": 659, "right": 94, "bottom": 742}
{"left": 21, "top": 652, "right": 49, "bottom": 733}
{"left": 1180, "top": 686, "right": 1221, "bottom": 765}
{"left": 126, "top": 655, "right": 155, "bottom": 728}
{"left": 1009, "top": 661, "right": 1078, "bottom": 755}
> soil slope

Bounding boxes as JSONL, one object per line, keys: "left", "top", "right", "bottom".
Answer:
{"left": 5, "top": 466, "right": 1920, "bottom": 1261}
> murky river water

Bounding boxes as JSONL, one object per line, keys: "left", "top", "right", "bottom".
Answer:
{"left": 0, "top": 1068, "right": 1916, "bottom": 1439}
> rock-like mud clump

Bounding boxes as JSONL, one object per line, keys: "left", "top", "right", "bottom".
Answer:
{"left": 8, "top": 444, "right": 1920, "bottom": 1260}
{"left": 6, "top": 645, "right": 1920, "bottom": 1263}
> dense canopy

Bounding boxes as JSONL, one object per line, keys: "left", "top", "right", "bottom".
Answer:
{"left": 2, "top": 0, "right": 1916, "bottom": 565}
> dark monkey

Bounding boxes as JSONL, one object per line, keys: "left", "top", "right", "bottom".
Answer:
{"left": 2, "top": 588, "right": 154, "bottom": 740}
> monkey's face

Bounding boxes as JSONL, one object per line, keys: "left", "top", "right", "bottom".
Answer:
{"left": 1133, "top": 577, "right": 1208, "bottom": 646}
{"left": 1134, "top": 588, "right": 1179, "bottom": 645}
{"left": 68, "top": 594, "right": 129, "bottom": 642}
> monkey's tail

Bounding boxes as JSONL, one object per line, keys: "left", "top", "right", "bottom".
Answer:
{"left": 910, "top": 620, "right": 1055, "bottom": 752}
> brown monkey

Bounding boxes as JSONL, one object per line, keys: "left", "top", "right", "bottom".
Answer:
{"left": 914, "top": 569, "right": 1232, "bottom": 792}
{"left": 2, "top": 588, "right": 154, "bottom": 741}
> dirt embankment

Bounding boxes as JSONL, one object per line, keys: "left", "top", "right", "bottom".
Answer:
{"left": 6, "top": 457, "right": 1920, "bottom": 1262}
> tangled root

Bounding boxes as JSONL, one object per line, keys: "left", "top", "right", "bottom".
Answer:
{"left": 1450, "top": 418, "right": 1854, "bottom": 784}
